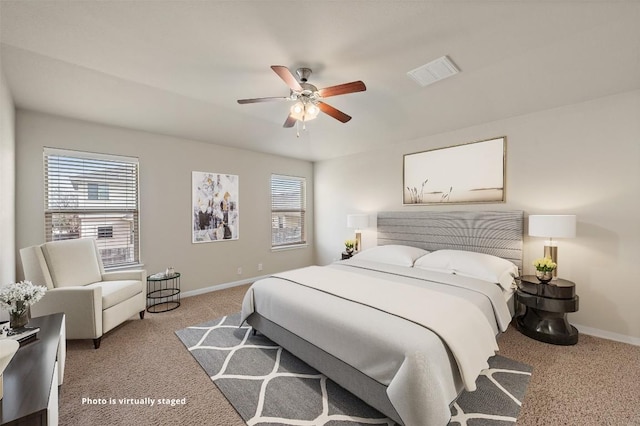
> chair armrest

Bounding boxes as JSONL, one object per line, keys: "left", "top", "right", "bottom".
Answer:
{"left": 30, "top": 287, "right": 103, "bottom": 340}
{"left": 102, "top": 269, "right": 147, "bottom": 282}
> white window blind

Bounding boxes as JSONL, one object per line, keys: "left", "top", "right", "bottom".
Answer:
{"left": 44, "top": 148, "right": 140, "bottom": 268}
{"left": 271, "top": 174, "right": 306, "bottom": 248}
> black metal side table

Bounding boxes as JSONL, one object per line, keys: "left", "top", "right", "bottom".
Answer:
{"left": 147, "top": 272, "right": 181, "bottom": 313}
{"left": 515, "top": 275, "right": 579, "bottom": 345}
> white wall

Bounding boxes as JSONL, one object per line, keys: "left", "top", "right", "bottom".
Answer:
{"left": 315, "top": 90, "right": 640, "bottom": 342}
{"left": 0, "top": 67, "right": 15, "bottom": 287}
{"left": 16, "top": 110, "right": 315, "bottom": 293}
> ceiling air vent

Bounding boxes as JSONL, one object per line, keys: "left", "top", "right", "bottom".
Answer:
{"left": 407, "top": 56, "right": 460, "bottom": 87}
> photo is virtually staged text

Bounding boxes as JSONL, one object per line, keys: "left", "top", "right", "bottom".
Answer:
{"left": 81, "top": 397, "right": 187, "bottom": 407}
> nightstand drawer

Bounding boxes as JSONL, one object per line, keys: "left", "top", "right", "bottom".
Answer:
{"left": 516, "top": 291, "right": 579, "bottom": 313}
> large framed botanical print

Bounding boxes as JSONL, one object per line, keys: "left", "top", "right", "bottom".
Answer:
{"left": 192, "top": 171, "right": 239, "bottom": 243}
{"left": 403, "top": 136, "right": 506, "bottom": 205}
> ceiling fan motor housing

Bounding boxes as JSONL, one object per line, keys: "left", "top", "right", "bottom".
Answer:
{"left": 300, "top": 82, "right": 319, "bottom": 98}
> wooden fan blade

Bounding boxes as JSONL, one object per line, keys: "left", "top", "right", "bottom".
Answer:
{"left": 283, "top": 115, "right": 297, "bottom": 128}
{"left": 318, "top": 81, "right": 366, "bottom": 98}
{"left": 318, "top": 101, "right": 352, "bottom": 123}
{"left": 237, "top": 96, "right": 289, "bottom": 104}
{"left": 271, "top": 65, "right": 303, "bottom": 92}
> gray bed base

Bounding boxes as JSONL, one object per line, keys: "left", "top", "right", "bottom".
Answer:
{"left": 247, "top": 210, "right": 524, "bottom": 425}
{"left": 246, "top": 312, "right": 404, "bottom": 424}
{"left": 247, "top": 305, "right": 515, "bottom": 426}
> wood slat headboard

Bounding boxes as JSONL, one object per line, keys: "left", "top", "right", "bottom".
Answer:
{"left": 377, "top": 210, "right": 524, "bottom": 271}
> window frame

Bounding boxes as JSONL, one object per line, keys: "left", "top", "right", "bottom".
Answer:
{"left": 43, "top": 147, "right": 140, "bottom": 269}
{"left": 270, "top": 174, "right": 307, "bottom": 249}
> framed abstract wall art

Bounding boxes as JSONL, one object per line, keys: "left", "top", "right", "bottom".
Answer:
{"left": 192, "top": 171, "right": 239, "bottom": 243}
{"left": 403, "top": 136, "right": 506, "bottom": 205}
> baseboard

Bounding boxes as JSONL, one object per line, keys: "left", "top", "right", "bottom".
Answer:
{"left": 573, "top": 323, "right": 640, "bottom": 347}
{"left": 180, "top": 274, "right": 269, "bottom": 298}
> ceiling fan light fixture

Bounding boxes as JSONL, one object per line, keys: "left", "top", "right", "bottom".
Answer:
{"left": 306, "top": 104, "right": 319, "bottom": 117}
{"left": 291, "top": 103, "right": 303, "bottom": 114}
{"left": 290, "top": 101, "right": 319, "bottom": 122}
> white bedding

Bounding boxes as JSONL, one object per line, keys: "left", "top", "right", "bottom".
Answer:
{"left": 240, "top": 259, "right": 512, "bottom": 426}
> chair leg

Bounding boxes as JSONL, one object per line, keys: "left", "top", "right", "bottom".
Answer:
{"left": 139, "top": 310, "right": 145, "bottom": 319}
{"left": 93, "top": 337, "right": 102, "bottom": 349}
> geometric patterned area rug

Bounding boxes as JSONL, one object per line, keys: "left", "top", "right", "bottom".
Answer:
{"left": 176, "top": 313, "right": 532, "bottom": 426}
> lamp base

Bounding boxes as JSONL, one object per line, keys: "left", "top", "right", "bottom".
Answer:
{"left": 544, "top": 245, "right": 558, "bottom": 278}
{"left": 355, "top": 232, "right": 362, "bottom": 252}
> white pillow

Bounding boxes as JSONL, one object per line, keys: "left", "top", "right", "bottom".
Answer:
{"left": 351, "top": 245, "right": 430, "bottom": 267}
{"left": 413, "top": 249, "right": 519, "bottom": 290}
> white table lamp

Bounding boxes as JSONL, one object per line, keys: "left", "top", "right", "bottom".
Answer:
{"left": 528, "top": 214, "right": 576, "bottom": 277}
{"left": 347, "top": 214, "right": 369, "bottom": 252}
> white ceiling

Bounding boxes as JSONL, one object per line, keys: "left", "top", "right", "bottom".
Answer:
{"left": 1, "top": 1, "right": 639, "bottom": 162}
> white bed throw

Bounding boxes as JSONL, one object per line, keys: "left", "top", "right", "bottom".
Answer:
{"left": 240, "top": 264, "right": 509, "bottom": 425}
{"left": 267, "top": 265, "right": 499, "bottom": 392}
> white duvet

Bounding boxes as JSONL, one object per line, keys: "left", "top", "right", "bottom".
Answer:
{"left": 240, "top": 259, "right": 511, "bottom": 426}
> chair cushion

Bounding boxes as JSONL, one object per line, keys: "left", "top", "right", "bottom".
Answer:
{"left": 42, "top": 239, "right": 102, "bottom": 288}
{"left": 85, "top": 280, "right": 143, "bottom": 310}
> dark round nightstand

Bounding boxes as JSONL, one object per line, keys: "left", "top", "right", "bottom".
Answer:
{"left": 341, "top": 251, "right": 354, "bottom": 260}
{"left": 515, "top": 276, "right": 579, "bottom": 345}
{"left": 147, "top": 272, "right": 181, "bottom": 313}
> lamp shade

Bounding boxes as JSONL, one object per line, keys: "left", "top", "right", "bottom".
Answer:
{"left": 528, "top": 215, "right": 576, "bottom": 238}
{"left": 347, "top": 214, "right": 369, "bottom": 230}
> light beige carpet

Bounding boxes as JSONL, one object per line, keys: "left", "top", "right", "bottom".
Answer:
{"left": 59, "top": 284, "right": 640, "bottom": 425}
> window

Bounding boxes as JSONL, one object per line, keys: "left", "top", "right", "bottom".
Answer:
{"left": 271, "top": 174, "right": 306, "bottom": 248}
{"left": 44, "top": 148, "right": 140, "bottom": 268}
{"left": 88, "top": 182, "right": 109, "bottom": 200}
{"left": 97, "top": 226, "right": 113, "bottom": 239}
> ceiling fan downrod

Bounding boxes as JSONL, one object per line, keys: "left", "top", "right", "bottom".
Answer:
{"left": 296, "top": 68, "right": 312, "bottom": 83}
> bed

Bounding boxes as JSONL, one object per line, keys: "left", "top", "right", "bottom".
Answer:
{"left": 241, "top": 210, "right": 524, "bottom": 426}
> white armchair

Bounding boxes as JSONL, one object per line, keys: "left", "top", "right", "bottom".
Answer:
{"left": 20, "top": 238, "right": 146, "bottom": 349}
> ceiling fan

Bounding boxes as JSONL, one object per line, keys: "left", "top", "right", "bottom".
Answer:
{"left": 237, "top": 65, "right": 366, "bottom": 128}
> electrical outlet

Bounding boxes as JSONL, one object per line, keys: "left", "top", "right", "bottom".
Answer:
{"left": 237, "top": 267, "right": 242, "bottom": 275}
{"left": 258, "top": 263, "right": 263, "bottom": 271}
